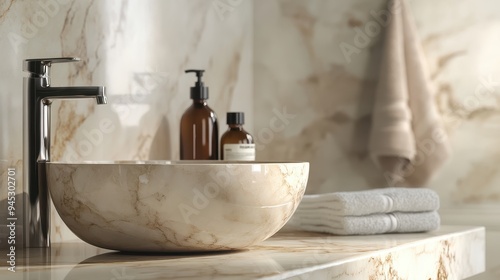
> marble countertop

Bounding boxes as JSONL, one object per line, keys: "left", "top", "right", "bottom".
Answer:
{"left": 0, "top": 225, "right": 484, "bottom": 279}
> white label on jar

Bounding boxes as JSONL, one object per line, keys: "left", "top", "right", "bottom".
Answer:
{"left": 223, "top": 144, "right": 255, "bottom": 161}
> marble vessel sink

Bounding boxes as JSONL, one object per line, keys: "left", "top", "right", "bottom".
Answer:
{"left": 46, "top": 161, "right": 309, "bottom": 252}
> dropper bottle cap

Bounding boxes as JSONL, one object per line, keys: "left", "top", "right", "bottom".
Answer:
{"left": 227, "top": 112, "right": 244, "bottom": 125}
{"left": 185, "top": 69, "right": 209, "bottom": 100}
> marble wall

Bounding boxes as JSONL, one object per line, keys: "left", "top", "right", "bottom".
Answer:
{"left": 254, "top": 0, "right": 387, "bottom": 194}
{"left": 0, "top": 0, "right": 253, "bottom": 243}
{"left": 254, "top": 0, "right": 500, "bottom": 214}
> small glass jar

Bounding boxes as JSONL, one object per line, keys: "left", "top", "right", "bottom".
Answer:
{"left": 220, "top": 112, "right": 255, "bottom": 161}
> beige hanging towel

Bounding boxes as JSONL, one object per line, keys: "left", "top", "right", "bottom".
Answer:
{"left": 369, "top": 0, "right": 451, "bottom": 187}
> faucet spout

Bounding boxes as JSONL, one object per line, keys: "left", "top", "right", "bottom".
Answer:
{"left": 96, "top": 88, "right": 107, "bottom": 105}
{"left": 36, "top": 86, "right": 106, "bottom": 103}
{"left": 23, "top": 58, "right": 107, "bottom": 248}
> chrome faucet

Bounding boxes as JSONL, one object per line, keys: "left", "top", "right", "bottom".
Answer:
{"left": 23, "top": 57, "right": 107, "bottom": 248}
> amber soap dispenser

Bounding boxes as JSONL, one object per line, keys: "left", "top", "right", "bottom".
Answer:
{"left": 221, "top": 112, "right": 255, "bottom": 161}
{"left": 180, "top": 69, "right": 219, "bottom": 160}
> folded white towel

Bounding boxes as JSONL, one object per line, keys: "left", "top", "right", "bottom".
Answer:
{"left": 285, "top": 211, "right": 440, "bottom": 235}
{"left": 298, "top": 188, "right": 439, "bottom": 216}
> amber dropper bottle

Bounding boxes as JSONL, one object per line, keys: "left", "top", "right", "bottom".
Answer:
{"left": 180, "top": 70, "right": 219, "bottom": 160}
{"left": 220, "top": 112, "right": 255, "bottom": 161}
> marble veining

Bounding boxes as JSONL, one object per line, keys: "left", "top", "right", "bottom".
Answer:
{"left": 46, "top": 161, "right": 308, "bottom": 252}
{"left": 0, "top": 225, "right": 485, "bottom": 279}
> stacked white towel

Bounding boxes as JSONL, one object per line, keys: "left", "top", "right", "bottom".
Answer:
{"left": 285, "top": 188, "right": 440, "bottom": 235}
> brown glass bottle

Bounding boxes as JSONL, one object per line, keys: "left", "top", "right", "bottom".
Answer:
{"left": 180, "top": 70, "right": 219, "bottom": 160}
{"left": 221, "top": 112, "right": 255, "bottom": 161}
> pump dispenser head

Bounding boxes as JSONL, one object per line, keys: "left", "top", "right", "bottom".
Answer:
{"left": 185, "top": 69, "right": 209, "bottom": 100}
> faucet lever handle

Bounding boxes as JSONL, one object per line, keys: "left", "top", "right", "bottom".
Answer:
{"left": 23, "top": 57, "right": 80, "bottom": 77}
